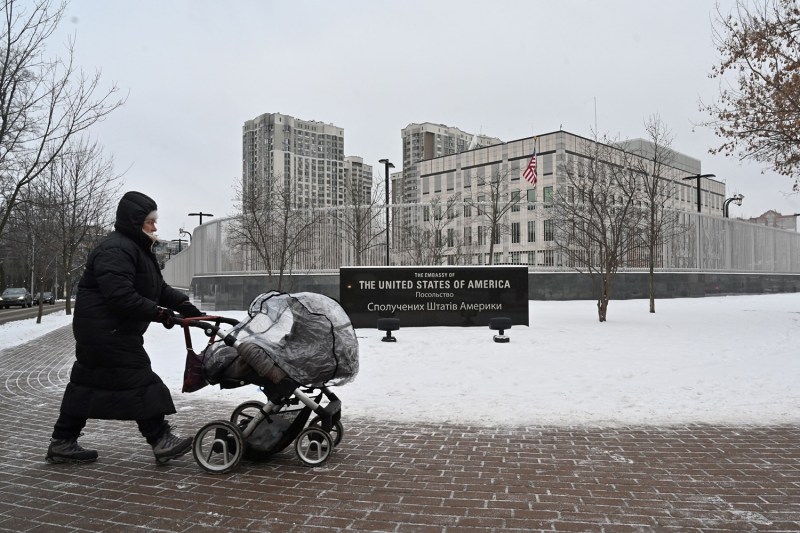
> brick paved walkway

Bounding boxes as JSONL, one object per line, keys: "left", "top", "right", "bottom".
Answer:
{"left": 0, "top": 326, "right": 798, "bottom": 532}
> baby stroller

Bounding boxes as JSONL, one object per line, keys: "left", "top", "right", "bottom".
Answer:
{"left": 178, "top": 291, "right": 359, "bottom": 474}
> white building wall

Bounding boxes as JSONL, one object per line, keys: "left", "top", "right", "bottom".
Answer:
{"left": 413, "top": 130, "right": 726, "bottom": 266}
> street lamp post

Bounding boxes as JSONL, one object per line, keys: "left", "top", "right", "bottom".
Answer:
{"left": 723, "top": 193, "right": 744, "bottom": 218}
{"left": 179, "top": 228, "right": 192, "bottom": 243}
{"left": 378, "top": 158, "right": 395, "bottom": 266}
{"left": 681, "top": 174, "right": 716, "bottom": 213}
{"left": 188, "top": 212, "right": 214, "bottom": 225}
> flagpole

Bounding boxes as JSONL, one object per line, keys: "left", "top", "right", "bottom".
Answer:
{"left": 534, "top": 135, "right": 538, "bottom": 188}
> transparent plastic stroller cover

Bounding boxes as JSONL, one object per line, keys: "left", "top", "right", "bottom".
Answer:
{"left": 204, "top": 291, "right": 359, "bottom": 387}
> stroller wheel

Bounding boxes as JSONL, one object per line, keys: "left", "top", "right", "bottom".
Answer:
{"left": 230, "top": 400, "right": 265, "bottom": 430}
{"left": 294, "top": 426, "right": 333, "bottom": 467}
{"left": 308, "top": 416, "right": 344, "bottom": 447}
{"left": 192, "top": 420, "right": 244, "bottom": 474}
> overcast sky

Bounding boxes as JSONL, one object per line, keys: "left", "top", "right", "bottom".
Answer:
{"left": 52, "top": 0, "right": 800, "bottom": 241}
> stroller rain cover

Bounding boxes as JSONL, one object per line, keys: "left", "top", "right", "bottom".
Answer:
{"left": 204, "top": 291, "right": 359, "bottom": 387}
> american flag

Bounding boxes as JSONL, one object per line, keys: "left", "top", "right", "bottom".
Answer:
{"left": 522, "top": 141, "right": 538, "bottom": 186}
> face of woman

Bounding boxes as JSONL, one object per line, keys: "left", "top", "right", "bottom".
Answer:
{"left": 143, "top": 217, "right": 157, "bottom": 234}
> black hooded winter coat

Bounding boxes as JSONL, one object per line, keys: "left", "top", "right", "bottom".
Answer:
{"left": 59, "top": 191, "right": 190, "bottom": 420}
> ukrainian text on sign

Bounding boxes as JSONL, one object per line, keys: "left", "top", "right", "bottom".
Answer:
{"left": 340, "top": 266, "right": 528, "bottom": 328}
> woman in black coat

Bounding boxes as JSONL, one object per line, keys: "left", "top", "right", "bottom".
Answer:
{"left": 47, "top": 191, "right": 203, "bottom": 465}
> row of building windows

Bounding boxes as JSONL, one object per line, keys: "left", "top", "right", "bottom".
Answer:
{"left": 422, "top": 220, "right": 555, "bottom": 248}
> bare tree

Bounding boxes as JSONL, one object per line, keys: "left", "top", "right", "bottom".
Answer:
{"left": 37, "top": 137, "right": 122, "bottom": 314}
{"left": 229, "top": 173, "right": 321, "bottom": 291}
{"left": 0, "top": 0, "right": 124, "bottom": 242}
{"left": 0, "top": 183, "right": 59, "bottom": 321}
{"left": 629, "top": 116, "right": 688, "bottom": 313}
{"left": 399, "top": 194, "right": 465, "bottom": 265}
{"left": 23, "top": 200, "right": 57, "bottom": 323}
{"left": 464, "top": 166, "right": 522, "bottom": 264}
{"left": 702, "top": 0, "right": 800, "bottom": 190}
{"left": 337, "top": 174, "right": 384, "bottom": 266}
{"left": 551, "top": 135, "right": 647, "bottom": 322}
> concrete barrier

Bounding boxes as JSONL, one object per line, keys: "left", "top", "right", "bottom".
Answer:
{"left": 188, "top": 271, "right": 800, "bottom": 310}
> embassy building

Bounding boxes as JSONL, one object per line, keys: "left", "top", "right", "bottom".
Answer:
{"left": 401, "top": 129, "right": 725, "bottom": 267}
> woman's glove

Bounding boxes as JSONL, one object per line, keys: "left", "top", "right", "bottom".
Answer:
{"left": 154, "top": 307, "right": 177, "bottom": 328}
{"left": 176, "top": 301, "right": 203, "bottom": 318}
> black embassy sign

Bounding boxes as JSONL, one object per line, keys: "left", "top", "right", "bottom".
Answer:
{"left": 339, "top": 266, "right": 528, "bottom": 328}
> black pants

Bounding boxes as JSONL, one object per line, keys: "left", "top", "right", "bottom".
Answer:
{"left": 51, "top": 413, "right": 167, "bottom": 445}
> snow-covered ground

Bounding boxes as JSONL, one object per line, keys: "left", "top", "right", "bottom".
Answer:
{"left": 5, "top": 293, "right": 799, "bottom": 426}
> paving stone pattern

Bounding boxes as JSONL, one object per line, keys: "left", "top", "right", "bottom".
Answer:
{"left": 0, "top": 326, "right": 798, "bottom": 532}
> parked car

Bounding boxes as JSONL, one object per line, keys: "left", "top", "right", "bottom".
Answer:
{"left": 0, "top": 287, "right": 33, "bottom": 308}
{"left": 33, "top": 291, "right": 56, "bottom": 305}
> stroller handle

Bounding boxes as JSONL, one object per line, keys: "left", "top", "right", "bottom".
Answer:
{"left": 180, "top": 316, "right": 241, "bottom": 346}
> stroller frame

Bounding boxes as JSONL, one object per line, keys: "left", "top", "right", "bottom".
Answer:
{"left": 180, "top": 316, "right": 344, "bottom": 474}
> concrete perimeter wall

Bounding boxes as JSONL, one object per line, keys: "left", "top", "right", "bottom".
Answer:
{"left": 188, "top": 272, "right": 800, "bottom": 311}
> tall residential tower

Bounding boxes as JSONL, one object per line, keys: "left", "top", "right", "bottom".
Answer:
{"left": 397, "top": 122, "right": 503, "bottom": 204}
{"left": 242, "top": 112, "right": 346, "bottom": 207}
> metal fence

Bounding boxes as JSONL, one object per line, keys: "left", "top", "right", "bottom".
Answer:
{"left": 163, "top": 204, "right": 800, "bottom": 288}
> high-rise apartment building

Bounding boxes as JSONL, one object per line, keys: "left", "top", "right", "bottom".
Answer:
{"left": 242, "top": 112, "right": 346, "bottom": 207}
{"left": 397, "top": 122, "right": 502, "bottom": 204}
{"left": 401, "top": 122, "right": 502, "bottom": 168}
{"left": 343, "top": 156, "right": 374, "bottom": 204}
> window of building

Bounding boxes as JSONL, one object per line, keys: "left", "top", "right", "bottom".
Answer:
{"left": 527, "top": 220, "right": 535, "bottom": 242}
{"left": 511, "top": 222, "right": 520, "bottom": 243}
{"left": 494, "top": 252, "right": 502, "bottom": 264}
{"left": 527, "top": 251, "right": 535, "bottom": 265}
{"left": 477, "top": 226, "right": 485, "bottom": 245}
{"left": 464, "top": 226, "right": 472, "bottom": 245}
{"left": 543, "top": 186, "right": 553, "bottom": 205}
{"left": 544, "top": 219, "right": 554, "bottom": 241}
{"left": 511, "top": 251, "right": 520, "bottom": 264}
{"left": 447, "top": 228, "right": 454, "bottom": 247}
{"left": 511, "top": 190, "right": 521, "bottom": 212}
{"left": 527, "top": 188, "right": 536, "bottom": 210}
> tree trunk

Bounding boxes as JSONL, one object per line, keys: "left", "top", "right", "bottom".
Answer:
{"left": 597, "top": 274, "right": 611, "bottom": 322}
{"left": 648, "top": 241, "right": 656, "bottom": 313}
{"left": 597, "top": 296, "right": 608, "bottom": 322}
